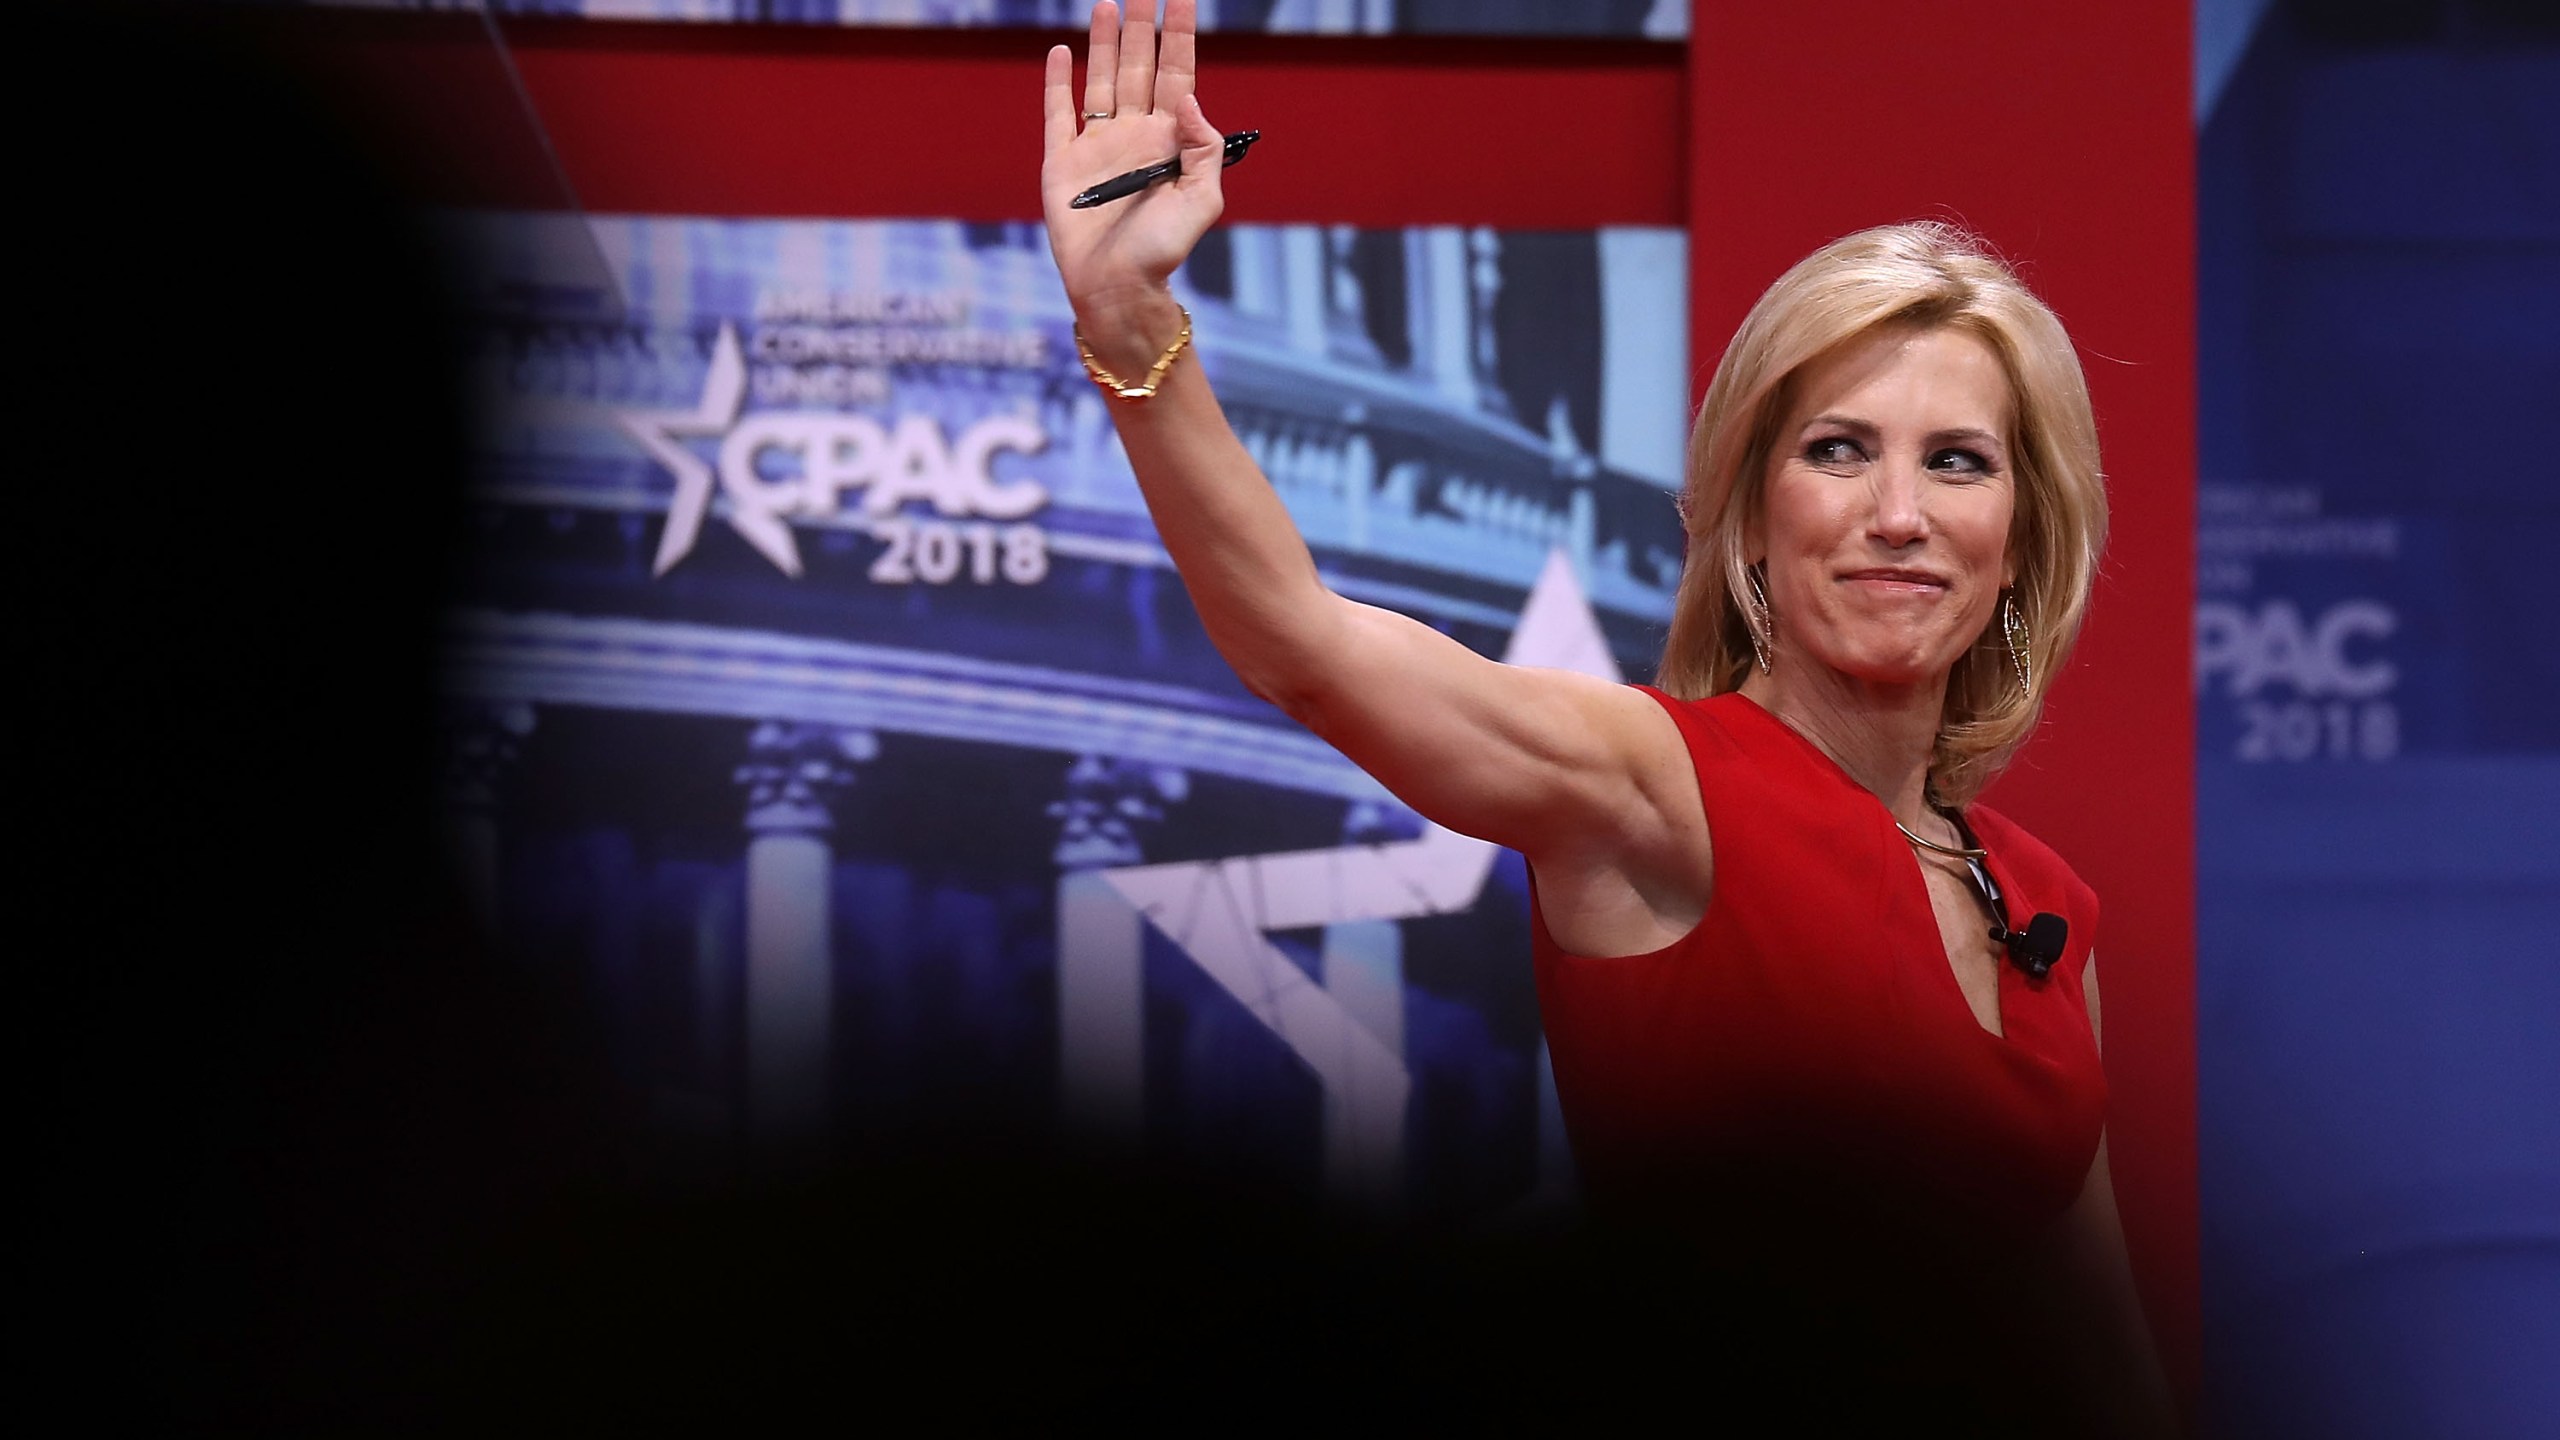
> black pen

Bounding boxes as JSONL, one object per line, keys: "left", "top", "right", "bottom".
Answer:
{"left": 1070, "top": 130, "right": 1260, "bottom": 210}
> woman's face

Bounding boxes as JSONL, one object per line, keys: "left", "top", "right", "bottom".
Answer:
{"left": 1754, "top": 324, "right": 2017, "bottom": 692}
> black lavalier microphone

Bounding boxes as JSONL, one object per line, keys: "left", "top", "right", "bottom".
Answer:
{"left": 1937, "top": 807, "right": 2069, "bottom": 980}
{"left": 1992, "top": 911, "right": 2069, "bottom": 981}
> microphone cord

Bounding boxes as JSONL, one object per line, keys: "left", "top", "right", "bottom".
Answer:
{"left": 1896, "top": 805, "right": 2064, "bottom": 979}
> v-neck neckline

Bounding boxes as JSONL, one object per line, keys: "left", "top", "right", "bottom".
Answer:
{"left": 1905, "top": 843, "right": 2012, "bottom": 1041}
{"left": 1722, "top": 693, "right": 2015, "bottom": 1043}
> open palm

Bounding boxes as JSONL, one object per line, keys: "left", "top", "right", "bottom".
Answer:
{"left": 1041, "top": 0, "right": 1227, "bottom": 313}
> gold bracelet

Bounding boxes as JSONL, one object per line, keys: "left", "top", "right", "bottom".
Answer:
{"left": 1074, "top": 304, "right": 1192, "bottom": 402}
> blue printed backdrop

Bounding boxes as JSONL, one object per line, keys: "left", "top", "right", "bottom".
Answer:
{"left": 2195, "top": 3, "right": 2560, "bottom": 1435}
{"left": 444, "top": 211, "right": 1687, "bottom": 1215}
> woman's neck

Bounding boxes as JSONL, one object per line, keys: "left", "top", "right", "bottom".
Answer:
{"left": 1737, "top": 662, "right": 1948, "bottom": 828}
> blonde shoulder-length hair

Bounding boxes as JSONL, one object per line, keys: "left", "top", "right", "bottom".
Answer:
{"left": 1658, "top": 222, "right": 2107, "bottom": 807}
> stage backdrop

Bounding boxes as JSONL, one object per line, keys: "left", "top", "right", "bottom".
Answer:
{"left": 2195, "top": 6, "right": 2560, "bottom": 1435}
{"left": 446, "top": 210, "right": 1688, "bottom": 1213}
{"left": 264, "top": 0, "right": 2193, "bottom": 1392}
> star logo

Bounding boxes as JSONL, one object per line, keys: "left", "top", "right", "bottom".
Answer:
{"left": 615, "top": 324, "right": 806, "bottom": 579}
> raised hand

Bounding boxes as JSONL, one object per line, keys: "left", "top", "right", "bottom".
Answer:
{"left": 1041, "top": 1, "right": 1225, "bottom": 360}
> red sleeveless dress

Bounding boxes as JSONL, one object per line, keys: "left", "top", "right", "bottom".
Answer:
{"left": 1531, "top": 688, "right": 2107, "bottom": 1244}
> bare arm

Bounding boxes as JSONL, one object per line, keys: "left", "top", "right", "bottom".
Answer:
{"left": 2040, "top": 958, "right": 2183, "bottom": 1437}
{"left": 1040, "top": 4, "right": 1697, "bottom": 905}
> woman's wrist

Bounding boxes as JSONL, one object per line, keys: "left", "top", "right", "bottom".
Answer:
{"left": 1069, "top": 283, "right": 1187, "bottom": 379}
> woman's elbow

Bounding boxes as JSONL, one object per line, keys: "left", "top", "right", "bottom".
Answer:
{"left": 1244, "top": 661, "right": 1336, "bottom": 734}
{"left": 1212, "top": 601, "right": 1356, "bottom": 724}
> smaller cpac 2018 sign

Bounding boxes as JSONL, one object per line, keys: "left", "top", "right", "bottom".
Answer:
{"left": 2194, "top": 599, "right": 2395, "bottom": 699}
{"left": 617, "top": 325, "right": 1052, "bottom": 583}
{"left": 2196, "top": 598, "right": 2401, "bottom": 764}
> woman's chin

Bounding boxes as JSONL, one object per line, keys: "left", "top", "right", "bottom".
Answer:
{"left": 1818, "top": 649, "right": 1951, "bottom": 690}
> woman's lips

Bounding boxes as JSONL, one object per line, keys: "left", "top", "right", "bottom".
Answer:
{"left": 1840, "top": 569, "right": 1949, "bottom": 593}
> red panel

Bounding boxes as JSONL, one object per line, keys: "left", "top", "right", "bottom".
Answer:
{"left": 501, "top": 21, "right": 1685, "bottom": 227}
{"left": 1690, "top": 0, "right": 2198, "bottom": 1404}
{"left": 219, "top": 10, "right": 577, "bottom": 209}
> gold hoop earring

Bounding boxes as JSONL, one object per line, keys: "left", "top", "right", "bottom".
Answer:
{"left": 2001, "top": 589, "right": 2033, "bottom": 699}
{"left": 1744, "top": 563, "right": 1774, "bottom": 676}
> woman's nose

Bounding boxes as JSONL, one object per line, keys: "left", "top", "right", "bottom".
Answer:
{"left": 1868, "top": 457, "right": 1930, "bottom": 546}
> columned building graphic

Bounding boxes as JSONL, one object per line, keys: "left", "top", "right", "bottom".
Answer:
{"left": 448, "top": 214, "right": 1682, "bottom": 1212}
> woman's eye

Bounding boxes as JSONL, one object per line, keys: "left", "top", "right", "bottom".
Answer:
{"left": 1928, "top": 447, "right": 1991, "bottom": 476}
{"left": 1806, "top": 436, "right": 1865, "bottom": 466}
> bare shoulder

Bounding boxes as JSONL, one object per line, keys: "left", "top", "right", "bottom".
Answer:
{"left": 1502, "top": 675, "right": 1702, "bottom": 851}
{"left": 1522, "top": 678, "right": 1714, "bottom": 958}
{"left": 1595, "top": 680, "right": 1713, "bottom": 864}
{"left": 1280, "top": 603, "right": 1709, "bottom": 934}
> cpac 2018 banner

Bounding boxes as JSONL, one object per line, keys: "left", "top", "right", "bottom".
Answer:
{"left": 444, "top": 213, "right": 1687, "bottom": 1215}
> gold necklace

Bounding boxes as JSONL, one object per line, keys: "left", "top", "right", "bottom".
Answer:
{"left": 1895, "top": 817, "right": 1986, "bottom": 861}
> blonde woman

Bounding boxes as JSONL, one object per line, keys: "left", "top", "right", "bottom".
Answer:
{"left": 1044, "top": 3, "right": 2174, "bottom": 1429}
